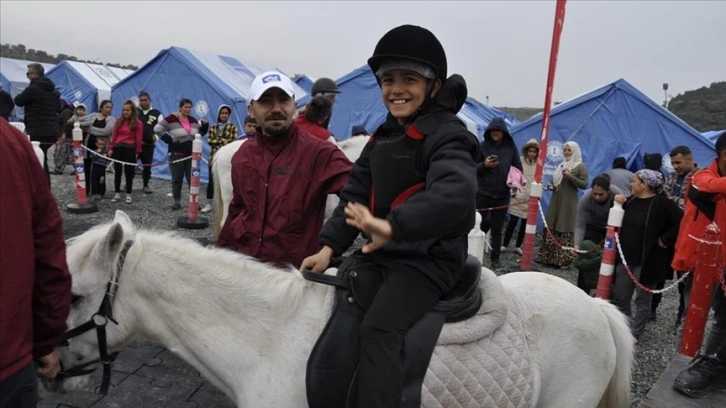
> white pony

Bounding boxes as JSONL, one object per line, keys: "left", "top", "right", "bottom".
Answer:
{"left": 58, "top": 211, "right": 634, "bottom": 408}
{"left": 211, "top": 136, "right": 370, "bottom": 238}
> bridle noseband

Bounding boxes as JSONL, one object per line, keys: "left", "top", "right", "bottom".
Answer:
{"left": 58, "top": 239, "right": 134, "bottom": 395}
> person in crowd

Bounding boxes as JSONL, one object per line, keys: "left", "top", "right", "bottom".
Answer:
{"left": 217, "top": 71, "right": 352, "bottom": 267}
{"left": 644, "top": 152, "right": 669, "bottom": 178}
{"left": 109, "top": 100, "right": 143, "bottom": 204}
{"left": 13, "top": 63, "right": 60, "bottom": 184}
{"left": 537, "top": 141, "right": 588, "bottom": 268}
{"left": 476, "top": 117, "right": 522, "bottom": 270}
{"left": 310, "top": 77, "right": 341, "bottom": 105}
{"left": 137, "top": 91, "right": 162, "bottom": 194}
{"left": 239, "top": 116, "right": 257, "bottom": 140}
{"left": 573, "top": 240, "right": 602, "bottom": 295}
{"left": 300, "top": 25, "right": 479, "bottom": 407}
{"left": 0, "top": 83, "right": 14, "bottom": 120}
{"left": 672, "top": 132, "right": 726, "bottom": 398}
{"left": 611, "top": 169, "right": 682, "bottom": 341}
{"left": 573, "top": 174, "right": 622, "bottom": 248}
{"left": 51, "top": 99, "right": 75, "bottom": 175}
{"left": 89, "top": 136, "right": 111, "bottom": 201}
{"left": 293, "top": 95, "right": 334, "bottom": 142}
{"left": 502, "top": 138, "right": 538, "bottom": 256}
{"left": 203, "top": 104, "right": 238, "bottom": 214}
{"left": 605, "top": 156, "right": 634, "bottom": 197}
{"left": 79, "top": 100, "right": 115, "bottom": 195}
{"left": 0, "top": 118, "right": 71, "bottom": 408}
{"left": 351, "top": 124, "right": 368, "bottom": 137}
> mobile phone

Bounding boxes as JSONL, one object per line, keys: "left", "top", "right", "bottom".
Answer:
{"left": 489, "top": 155, "right": 499, "bottom": 161}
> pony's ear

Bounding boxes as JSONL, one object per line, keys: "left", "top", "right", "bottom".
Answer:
{"left": 113, "top": 210, "right": 134, "bottom": 232}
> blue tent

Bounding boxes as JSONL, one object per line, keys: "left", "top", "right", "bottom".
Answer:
{"left": 294, "top": 74, "right": 315, "bottom": 94}
{"left": 111, "top": 46, "right": 308, "bottom": 183}
{"left": 511, "top": 78, "right": 715, "bottom": 213}
{"left": 46, "top": 61, "right": 133, "bottom": 111}
{"left": 299, "top": 65, "right": 516, "bottom": 140}
{"left": 0, "top": 57, "right": 55, "bottom": 121}
{"left": 702, "top": 130, "right": 725, "bottom": 147}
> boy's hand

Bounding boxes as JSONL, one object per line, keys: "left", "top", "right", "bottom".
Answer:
{"left": 344, "top": 202, "right": 392, "bottom": 254}
{"left": 300, "top": 246, "right": 333, "bottom": 273}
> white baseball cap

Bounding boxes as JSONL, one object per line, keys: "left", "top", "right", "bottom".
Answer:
{"left": 249, "top": 71, "right": 295, "bottom": 101}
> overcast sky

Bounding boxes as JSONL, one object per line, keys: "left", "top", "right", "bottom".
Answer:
{"left": 1, "top": 1, "right": 724, "bottom": 107}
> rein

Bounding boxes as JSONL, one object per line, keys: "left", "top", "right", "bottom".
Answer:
{"left": 58, "top": 239, "right": 134, "bottom": 395}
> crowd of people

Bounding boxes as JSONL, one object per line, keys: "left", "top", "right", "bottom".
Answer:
{"left": 1, "top": 25, "right": 725, "bottom": 407}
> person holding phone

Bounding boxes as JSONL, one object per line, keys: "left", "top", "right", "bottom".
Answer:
{"left": 476, "top": 118, "right": 522, "bottom": 271}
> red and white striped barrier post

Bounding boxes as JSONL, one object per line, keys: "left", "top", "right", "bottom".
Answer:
{"left": 595, "top": 201, "right": 624, "bottom": 299}
{"left": 66, "top": 122, "right": 98, "bottom": 214}
{"left": 177, "top": 134, "right": 208, "bottom": 229}
{"left": 680, "top": 223, "right": 722, "bottom": 357}
{"left": 520, "top": 182, "right": 543, "bottom": 269}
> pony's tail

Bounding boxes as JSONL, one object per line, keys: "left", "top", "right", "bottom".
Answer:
{"left": 213, "top": 156, "right": 224, "bottom": 240}
{"left": 596, "top": 298, "right": 634, "bottom": 408}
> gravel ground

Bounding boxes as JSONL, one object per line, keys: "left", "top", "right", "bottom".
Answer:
{"left": 48, "top": 161, "right": 682, "bottom": 407}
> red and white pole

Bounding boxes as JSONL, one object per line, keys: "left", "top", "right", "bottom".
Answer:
{"left": 177, "top": 134, "right": 208, "bottom": 229}
{"left": 595, "top": 202, "right": 624, "bottom": 299}
{"left": 66, "top": 122, "right": 97, "bottom": 214}
{"left": 520, "top": 0, "right": 568, "bottom": 271}
{"left": 680, "top": 223, "right": 722, "bottom": 357}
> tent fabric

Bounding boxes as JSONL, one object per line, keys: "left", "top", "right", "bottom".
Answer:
{"left": 0, "top": 57, "right": 55, "bottom": 120}
{"left": 297, "top": 65, "right": 516, "bottom": 140}
{"left": 110, "top": 46, "right": 308, "bottom": 184}
{"left": 511, "top": 78, "right": 715, "bottom": 216}
{"left": 702, "top": 130, "right": 725, "bottom": 146}
{"left": 45, "top": 60, "right": 132, "bottom": 111}
{"left": 294, "top": 74, "right": 315, "bottom": 94}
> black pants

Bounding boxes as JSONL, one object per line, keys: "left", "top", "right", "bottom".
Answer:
{"left": 113, "top": 146, "right": 136, "bottom": 194}
{"left": 503, "top": 214, "right": 526, "bottom": 248}
{"left": 0, "top": 363, "right": 38, "bottom": 408}
{"left": 89, "top": 164, "right": 107, "bottom": 196}
{"left": 169, "top": 155, "right": 192, "bottom": 202}
{"left": 139, "top": 143, "right": 155, "bottom": 186}
{"left": 357, "top": 264, "right": 443, "bottom": 408}
{"left": 206, "top": 163, "right": 214, "bottom": 200}
{"left": 476, "top": 195, "right": 509, "bottom": 263}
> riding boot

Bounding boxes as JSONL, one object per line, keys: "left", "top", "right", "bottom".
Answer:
{"left": 673, "top": 353, "right": 726, "bottom": 398}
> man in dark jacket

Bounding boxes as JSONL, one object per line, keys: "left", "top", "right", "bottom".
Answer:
{"left": 0, "top": 118, "right": 71, "bottom": 408}
{"left": 14, "top": 63, "right": 60, "bottom": 184}
{"left": 137, "top": 91, "right": 162, "bottom": 194}
{"left": 0, "top": 84, "right": 14, "bottom": 120}
{"left": 217, "top": 71, "right": 352, "bottom": 268}
{"left": 476, "top": 117, "right": 522, "bottom": 270}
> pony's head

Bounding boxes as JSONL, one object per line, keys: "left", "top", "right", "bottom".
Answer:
{"left": 53, "top": 210, "right": 139, "bottom": 392}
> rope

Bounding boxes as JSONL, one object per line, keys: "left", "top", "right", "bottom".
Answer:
{"left": 537, "top": 201, "right": 602, "bottom": 254}
{"left": 476, "top": 197, "right": 529, "bottom": 213}
{"left": 83, "top": 145, "right": 191, "bottom": 167}
{"left": 614, "top": 232, "right": 690, "bottom": 294}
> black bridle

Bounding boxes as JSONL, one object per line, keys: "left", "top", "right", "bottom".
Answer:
{"left": 57, "top": 240, "right": 134, "bottom": 395}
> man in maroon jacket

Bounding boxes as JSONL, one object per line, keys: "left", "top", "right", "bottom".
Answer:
{"left": 217, "top": 72, "right": 352, "bottom": 268}
{"left": 0, "top": 118, "right": 71, "bottom": 407}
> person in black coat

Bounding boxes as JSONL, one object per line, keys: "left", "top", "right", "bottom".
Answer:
{"left": 136, "top": 91, "right": 162, "bottom": 194}
{"left": 301, "top": 24, "right": 479, "bottom": 407}
{"left": 0, "top": 84, "right": 14, "bottom": 120}
{"left": 475, "top": 117, "right": 522, "bottom": 270}
{"left": 13, "top": 63, "right": 60, "bottom": 184}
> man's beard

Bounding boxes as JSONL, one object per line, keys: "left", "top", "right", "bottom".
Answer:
{"left": 262, "top": 123, "right": 289, "bottom": 138}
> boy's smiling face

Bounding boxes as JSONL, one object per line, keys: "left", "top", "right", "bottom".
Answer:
{"left": 379, "top": 69, "right": 439, "bottom": 125}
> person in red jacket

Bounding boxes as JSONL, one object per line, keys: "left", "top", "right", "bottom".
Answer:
{"left": 673, "top": 131, "right": 726, "bottom": 398}
{"left": 0, "top": 118, "right": 71, "bottom": 408}
{"left": 217, "top": 71, "right": 352, "bottom": 268}
{"left": 109, "top": 100, "right": 143, "bottom": 204}
{"left": 293, "top": 95, "right": 334, "bottom": 142}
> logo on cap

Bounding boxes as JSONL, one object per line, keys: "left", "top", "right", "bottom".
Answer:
{"left": 262, "top": 74, "right": 281, "bottom": 84}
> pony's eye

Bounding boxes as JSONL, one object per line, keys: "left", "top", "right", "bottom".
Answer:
{"left": 71, "top": 294, "right": 83, "bottom": 305}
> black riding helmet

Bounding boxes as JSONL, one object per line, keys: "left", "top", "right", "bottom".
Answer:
{"left": 367, "top": 24, "right": 447, "bottom": 82}
{"left": 311, "top": 78, "right": 340, "bottom": 96}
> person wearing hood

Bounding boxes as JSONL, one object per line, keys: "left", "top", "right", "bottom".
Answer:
{"left": 475, "top": 117, "right": 522, "bottom": 270}
{"left": 502, "top": 139, "right": 538, "bottom": 256}
{"left": 14, "top": 63, "right": 61, "bottom": 184}
{"left": 202, "top": 104, "right": 238, "bottom": 214}
{"left": 536, "top": 141, "right": 589, "bottom": 268}
{"left": 301, "top": 24, "right": 479, "bottom": 407}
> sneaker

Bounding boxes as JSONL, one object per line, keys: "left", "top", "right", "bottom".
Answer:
{"left": 514, "top": 247, "right": 523, "bottom": 255}
{"left": 201, "top": 204, "right": 212, "bottom": 214}
{"left": 171, "top": 202, "right": 181, "bottom": 211}
{"left": 125, "top": 195, "right": 132, "bottom": 204}
{"left": 143, "top": 186, "right": 153, "bottom": 194}
{"left": 111, "top": 193, "right": 121, "bottom": 203}
{"left": 674, "top": 354, "right": 726, "bottom": 397}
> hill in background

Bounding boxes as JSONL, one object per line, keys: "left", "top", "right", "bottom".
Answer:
{"left": 667, "top": 81, "right": 726, "bottom": 132}
{"left": 496, "top": 107, "right": 542, "bottom": 122}
{"left": 0, "top": 43, "right": 138, "bottom": 70}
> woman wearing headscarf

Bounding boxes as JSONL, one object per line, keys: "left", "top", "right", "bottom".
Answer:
{"left": 537, "top": 141, "right": 588, "bottom": 268}
{"left": 612, "top": 169, "right": 682, "bottom": 340}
